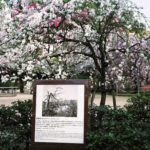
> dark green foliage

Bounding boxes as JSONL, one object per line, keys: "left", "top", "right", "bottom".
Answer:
{"left": 0, "top": 100, "right": 32, "bottom": 150}
{"left": 0, "top": 0, "right": 4, "bottom": 9}
{"left": 0, "top": 94, "right": 150, "bottom": 150}
{"left": 125, "top": 93, "right": 150, "bottom": 121}
{"left": 88, "top": 94, "right": 150, "bottom": 150}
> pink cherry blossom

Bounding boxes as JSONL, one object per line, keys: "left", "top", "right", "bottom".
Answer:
{"left": 54, "top": 17, "right": 62, "bottom": 27}
{"left": 28, "top": 2, "right": 37, "bottom": 9}
{"left": 49, "top": 19, "right": 54, "bottom": 27}
{"left": 80, "top": 9, "right": 89, "bottom": 18}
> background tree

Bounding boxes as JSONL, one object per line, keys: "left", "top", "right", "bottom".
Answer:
{"left": 0, "top": 0, "right": 149, "bottom": 106}
{"left": 27, "top": 0, "right": 147, "bottom": 105}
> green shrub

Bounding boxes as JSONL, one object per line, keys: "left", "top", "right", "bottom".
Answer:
{"left": 125, "top": 93, "right": 150, "bottom": 121}
{"left": 88, "top": 104, "right": 150, "bottom": 150}
{"left": 0, "top": 100, "right": 32, "bottom": 150}
{"left": 0, "top": 94, "right": 150, "bottom": 150}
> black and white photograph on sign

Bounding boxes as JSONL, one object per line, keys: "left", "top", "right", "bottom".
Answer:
{"left": 42, "top": 87, "right": 77, "bottom": 117}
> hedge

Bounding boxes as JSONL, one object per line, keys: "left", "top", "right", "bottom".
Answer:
{"left": 0, "top": 93, "right": 150, "bottom": 150}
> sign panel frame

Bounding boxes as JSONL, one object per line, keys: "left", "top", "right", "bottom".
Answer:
{"left": 31, "top": 80, "right": 90, "bottom": 150}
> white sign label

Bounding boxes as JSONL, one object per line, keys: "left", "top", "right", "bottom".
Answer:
{"left": 35, "top": 85, "right": 85, "bottom": 144}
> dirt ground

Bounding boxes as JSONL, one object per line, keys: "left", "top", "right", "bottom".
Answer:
{"left": 93, "top": 94, "right": 129, "bottom": 107}
{"left": 0, "top": 93, "right": 129, "bottom": 107}
{"left": 0, "top": 94, "right": 33, "bottom": 106}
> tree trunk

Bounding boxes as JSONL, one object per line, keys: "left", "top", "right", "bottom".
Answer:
{"left": 90, "top": 78, "right": 99, "bottom": 107}
{"left": 19, "top": 78, "right": 24, "bottom": 93}
{"left": 100, "top": 73, "right": 107, "bottom": 106}
{"left": 111, "top": 81, "right": 117, "bottom": 109}
{"left": 133, "top": 79, "right": 138, "bottom": 93}
{"left": 112, "top": 90, "right": 117, "bottom": 109}
{"left": 100, "top": 91, "right": 107, "bottom": 106}
{"left": 90, "top": 89, "right": 96, "bottom": 107}
{"left": 100, "top": 53, "right": 107, "bottom": 106}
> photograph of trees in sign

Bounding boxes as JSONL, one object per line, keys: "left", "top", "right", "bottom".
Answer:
{"left": 42, "top": 87, "right": 77, "bottom": 117}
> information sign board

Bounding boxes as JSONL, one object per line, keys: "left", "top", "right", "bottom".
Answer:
{"left": 31, "top": 80, "right": 90, "bottom": 150}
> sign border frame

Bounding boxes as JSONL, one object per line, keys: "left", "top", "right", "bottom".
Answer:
{"left": 31, "top": 79, "right": 90, "bottom": 150}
